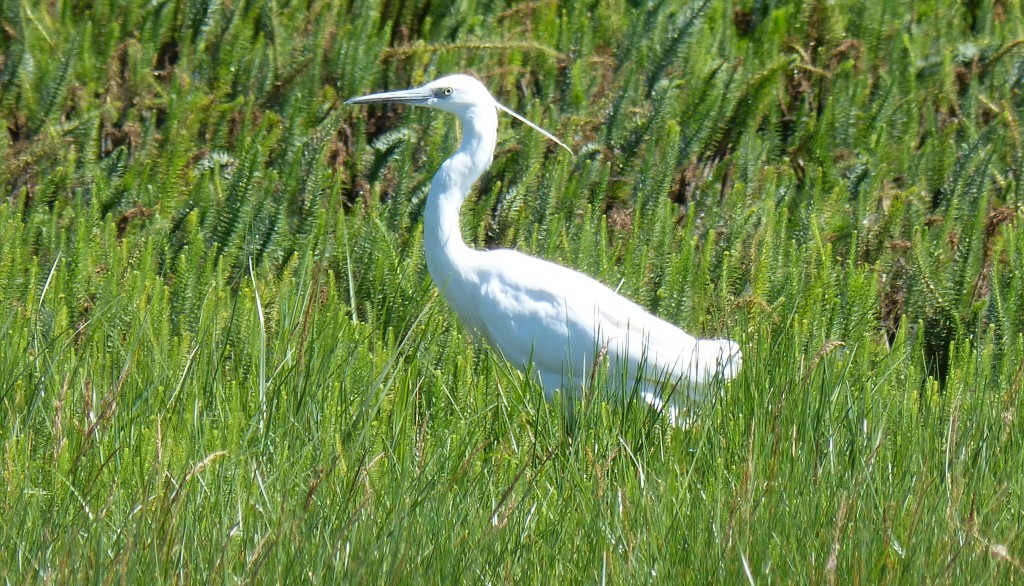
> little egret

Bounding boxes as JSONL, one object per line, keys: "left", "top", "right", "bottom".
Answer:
{"left": 347, "top": 74, "right": 741, "bottom": 426}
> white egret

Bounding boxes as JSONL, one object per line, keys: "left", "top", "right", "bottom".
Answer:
{"left": 346, "top": 74, "right": 741, "bottom": 426}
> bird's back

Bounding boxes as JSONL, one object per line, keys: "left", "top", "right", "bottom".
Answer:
{"left": 442, "top": 248, "right": 740, "bottom": 404}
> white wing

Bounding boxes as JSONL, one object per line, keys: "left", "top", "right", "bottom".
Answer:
{"left": 441, "top": 248, "right": 741, "bottom": 405}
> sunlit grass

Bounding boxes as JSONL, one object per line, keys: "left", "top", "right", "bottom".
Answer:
{"left": 2, "top": 0, "right": 1023, "bottom": 581}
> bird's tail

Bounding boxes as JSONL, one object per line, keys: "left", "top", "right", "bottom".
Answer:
{"left": 704, "top": 338, "right": 742, "bottom": 382}
{"left": 649, "top": 338, "right": 741, "bottom": 428}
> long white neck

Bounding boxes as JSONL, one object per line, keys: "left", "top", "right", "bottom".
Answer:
{"left": 423, "top": 104, "right": 498, "bottom": 286}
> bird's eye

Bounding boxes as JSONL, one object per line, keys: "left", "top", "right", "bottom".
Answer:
{"left": 442, "top": 87, "right": 453, "bottom": 96}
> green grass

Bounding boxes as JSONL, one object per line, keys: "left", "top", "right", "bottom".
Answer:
{"left": 2, "top": 0, "right": 1024, "bottom": 582}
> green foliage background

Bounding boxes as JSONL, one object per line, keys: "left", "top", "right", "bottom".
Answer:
{"left": 2, "top": 0, "right": 1023, "bottom": 581}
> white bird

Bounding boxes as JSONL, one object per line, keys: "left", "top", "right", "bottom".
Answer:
{"left": 347, "top": 74, "right": 741, "bottom": 426}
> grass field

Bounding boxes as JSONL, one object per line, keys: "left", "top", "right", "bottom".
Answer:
{"left": 2, "top": 0, "right": 1024, "bottom": 582}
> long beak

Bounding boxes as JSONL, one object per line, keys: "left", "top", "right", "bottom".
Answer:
{"left": 345, "top": 87, "right": 434, "bottom": 106}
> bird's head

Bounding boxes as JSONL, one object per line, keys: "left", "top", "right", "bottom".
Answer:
{"left": 345, "top": 75, "right": 488, "bottom": 113}
{"left": 346, "top": 74, "right": 572, "bottom": 154}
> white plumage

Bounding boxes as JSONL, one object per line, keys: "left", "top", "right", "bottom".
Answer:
{"left": 347, "top": 74, "right": 741, "bottom": 425}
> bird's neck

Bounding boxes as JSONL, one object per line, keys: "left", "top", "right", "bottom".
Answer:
{"left": 423, "top": 106, "right": 497, "bottom": 285}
